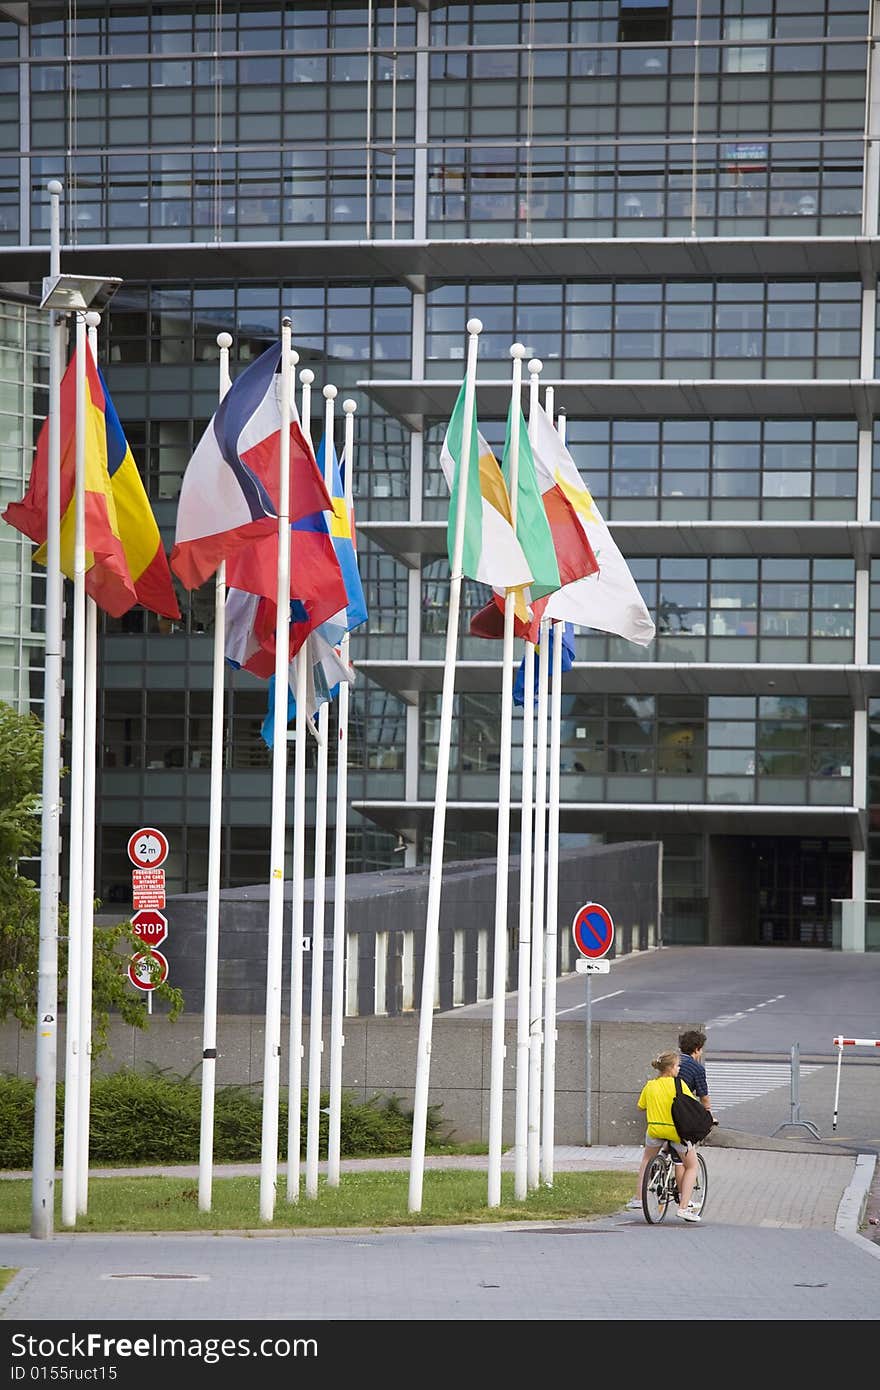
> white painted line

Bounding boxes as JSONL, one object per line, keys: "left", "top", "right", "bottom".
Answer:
{"left": 708, "top": 994, "right": 786, "bottom": 1028}
{"left": 556, "top": 989, "right": 624, "bottom": 1017}
{"left": 705, "top": 1061, "right": 822, "bottom": 1111}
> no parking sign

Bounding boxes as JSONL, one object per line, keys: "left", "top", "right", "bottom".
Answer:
{"left": 572, "top": 902, "right": 615, "bottom": 960}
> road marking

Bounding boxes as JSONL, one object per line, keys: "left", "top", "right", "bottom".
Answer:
{"left": 707, "top": 994, "right": 786, "bottom": 1028}
{"left": 556, "top": 989, "right": 624, "bottom": 1017}
{"left": 705, "top": 1060, "right": 822, "bottom": 1113}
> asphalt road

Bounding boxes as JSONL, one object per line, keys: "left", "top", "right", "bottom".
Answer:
{"left": 448, "top": 946, "right": 880, "bottom": 1056}
{"left": 447, "top": 946, "right": 880, "bottom": 1149}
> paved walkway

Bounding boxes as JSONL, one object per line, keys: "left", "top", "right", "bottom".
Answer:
{"left": 0, "top": 1144, "right": 877, "bottom": 1324}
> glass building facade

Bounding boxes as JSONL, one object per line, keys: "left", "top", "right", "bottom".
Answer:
{"left": 2, "top": 0, "right": 880, "bottom": 947}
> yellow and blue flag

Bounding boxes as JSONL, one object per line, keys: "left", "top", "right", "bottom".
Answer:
{"left": 317, "top": 434, "right": 367, "bottom": 635}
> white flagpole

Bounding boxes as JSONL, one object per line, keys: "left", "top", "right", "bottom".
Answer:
{"left": 284, "top": 354, "right": 308, "bottom": 1204}
{"left": 75, "top": 311, "right": 101, "bottom": 1215}
{"left": 526, "top": 360, "right": 546, "bottom": 1191}
{"left": 513, "top": 648, "right": 534, "bottom": 1201}
{"left": 305, "top": 383, "right": 337, "bottom": 1199}
{"left": 408, "top": 316, "right": 483, "bottom": 1214}
{"left": 32, "top": 179, "right": 65, "bottom": 1239}
{"left": 285, "top": 643, "right": 308, "bottom": 1202}
{"left": 541, "top": 399, "right": 565, "bottom": 1187}
{"left": 61, "top": 309, "right": 89, "bottom": 1228}
{"left": 258, "top": 317, "right": 293, "bottom": 1222}
{"left": 197, "top": 330, "right": 233, "bottom": 1212}
{"left": 327, "top": 397, "right": 358, "bottom": 1187}
{"left": 542, "top": 614, "right": 564, "bottom": 1186}
{"left": 487, "top": 341, "right": 527, "bottom": 1208}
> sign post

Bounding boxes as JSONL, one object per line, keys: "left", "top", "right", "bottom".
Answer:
{"left": 571, "top": 902, "right": 615, "bottom": 1147}
{"left": 127, "top": 829, "right": 170, "bottom": 1014}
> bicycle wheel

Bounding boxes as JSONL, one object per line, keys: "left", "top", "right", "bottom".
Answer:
{"left": 689, "top": 1152, "right": 708, "bottom": 1218}
{"left": 642, "top": 1155, "right": 672, "bottom": 1224}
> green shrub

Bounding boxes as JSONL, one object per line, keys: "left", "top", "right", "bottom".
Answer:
{"left": 0, "top": 1075, "right": 36, "bottom": 1168}
{"left": 0, "top": 1070, "right": 451, "bottom": 1168}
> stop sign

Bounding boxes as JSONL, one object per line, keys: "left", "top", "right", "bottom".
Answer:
{"left": 128, "top": 949, "right": 169, "bottom": 991}
{"left": 130, "top": 909, "right": 168, "bottom": 947}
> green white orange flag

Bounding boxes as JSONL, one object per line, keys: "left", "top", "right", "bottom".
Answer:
{"left": 501, "top": 399, "right": 561, "bottom": 602}
{"left": 439, "top": 380, "right": 533, "bottom": 597}
{"left": 470, "top": 400, "right": 598, "bottom": 642}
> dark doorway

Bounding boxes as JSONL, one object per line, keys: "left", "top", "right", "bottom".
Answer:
{"left": 757, "top": 838, "right": 851, "bottom": 946}
{"left": 708, "top": 836, "right": 851, "bottom": 945}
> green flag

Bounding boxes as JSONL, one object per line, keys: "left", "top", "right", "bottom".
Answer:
{"left": 502, "top": 401, "right": 560, "bottom": 601}
{"left": 440, "top": 382, "right": 533, "bottom": 590}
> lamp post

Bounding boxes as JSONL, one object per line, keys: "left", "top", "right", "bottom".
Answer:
{"left": 33, "top": 182, "right": 121, "bottom": 1236}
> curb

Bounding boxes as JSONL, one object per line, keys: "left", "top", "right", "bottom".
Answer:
{"left": 834, "top": 1153, "right": 880, "bottom": 1261}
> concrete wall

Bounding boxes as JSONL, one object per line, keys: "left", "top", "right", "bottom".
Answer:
{"left": 130, "top": 841, "right": 662, "bottom": 1018}
{"left": 0, "top": 1011, "right": 697, "bottom": 1148}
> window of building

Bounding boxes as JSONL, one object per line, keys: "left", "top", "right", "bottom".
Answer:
{"left": 618, "top": 0, "right": 671, "bottom": 46}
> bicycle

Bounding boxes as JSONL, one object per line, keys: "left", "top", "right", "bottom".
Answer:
{"left": 641, "top": 1140, "right": 708, "bottom": 1224}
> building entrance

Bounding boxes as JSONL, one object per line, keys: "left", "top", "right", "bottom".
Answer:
{"left": 708, "top": 836, "right": 851, "bottom": 946}
{"left": 756, "top": 838, "right": 851, "bottom": 946}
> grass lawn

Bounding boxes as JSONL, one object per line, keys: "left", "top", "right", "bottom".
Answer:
{"left": 0, "top": 1170, "right": 633, "bottom": 1234}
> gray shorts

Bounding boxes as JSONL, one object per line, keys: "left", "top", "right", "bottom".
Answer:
{"left": 644, "top": 1133, "right": 690, "bottom": 1160}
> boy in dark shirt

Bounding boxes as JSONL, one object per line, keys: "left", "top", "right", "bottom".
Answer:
{"left": 678, "top": 1029, "right": 713, "bottom": 1113}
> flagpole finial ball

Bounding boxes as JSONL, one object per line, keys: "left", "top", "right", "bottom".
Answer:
{"left": 528, "top": 358, "right": 543, "bottom": 375}
{"left": 282, "top": 317, "right": 292, "bottom": 329}
{"left": 47, "top": 180, "right": 63, "bottom": 196}
{"left": 466, "top": 317, "right": 483, "bottom": 335}
{"left": 290, "top": 350, "right": 299, "bottom": 366}
{"left": 300, "top": 369, "right": 315, "bottom": 385}
{"left": 343, "top": 399, "right": 357, "bottom": 415}
{"left": 323, "top": 384, "right": 338, "bottom": 400}
{"left": 85, "top": 311, "right": 101, "bottom": 329}
{"left": 217, "top": 332, "right": 233, "bottom": 349}
{"left": 510, "top": 342, "right": 527, "bottom": 359}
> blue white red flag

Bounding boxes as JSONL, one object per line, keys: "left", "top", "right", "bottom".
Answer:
{"left": 259, "top": 629, "right": 356, "bottom": 748}
{"left": 170, "top": 341, "right": 333, "bottom": 590}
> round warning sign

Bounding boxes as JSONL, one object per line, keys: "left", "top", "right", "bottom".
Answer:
{"left": 572, "top": 902, "right": 615, "bottom": 960}
{"left": 127, "top": 827, "right": 169, "bottom": 869}
{"left": 128, "top": 949, "right": 169, "bottom": 992}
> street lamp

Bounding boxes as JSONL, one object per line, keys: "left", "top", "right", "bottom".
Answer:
{"left": 40, "top": 272, "right": 122, "bottom": 314}
{"left": 31, "top": 181, "right": 123, "bottom": 1239}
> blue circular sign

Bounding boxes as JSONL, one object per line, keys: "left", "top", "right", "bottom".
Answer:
{"left": 572, "top": 902, "right": 614, "bottom": 959}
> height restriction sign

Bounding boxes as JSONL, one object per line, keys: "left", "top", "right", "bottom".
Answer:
{"left": 127, "top": 828, "right": 169, "bottom": 869}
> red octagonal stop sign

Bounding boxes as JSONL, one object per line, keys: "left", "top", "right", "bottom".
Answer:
{"left": 130, "top": 908, "right": 168, "bottom": 948}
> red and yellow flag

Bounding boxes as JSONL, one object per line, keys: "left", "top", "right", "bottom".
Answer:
{"left": 4, "top": 347, "right": 179, "bottom": 620}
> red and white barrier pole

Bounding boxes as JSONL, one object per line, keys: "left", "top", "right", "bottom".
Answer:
{"left": 832, "top": 1036, "right": 880, "bottom": 1131}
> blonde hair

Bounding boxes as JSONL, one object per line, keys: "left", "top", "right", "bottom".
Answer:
{"left": 651, "top": 1050, "right": 679, "bottom": 1074}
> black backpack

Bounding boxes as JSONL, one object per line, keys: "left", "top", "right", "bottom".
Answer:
{"left": 671, "top": 1075, "right": 715, "bottom": 1143}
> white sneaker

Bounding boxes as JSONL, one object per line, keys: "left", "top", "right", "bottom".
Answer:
{"left": 625, "top": 1197, "right": 642, "bottom": 1210}
{"left": 676, "top": 1208, "right": 701, "bottom": 1223}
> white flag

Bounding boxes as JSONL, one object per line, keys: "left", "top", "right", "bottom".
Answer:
{"left": 533, "top": 406, "right": 655, "bottom": 646}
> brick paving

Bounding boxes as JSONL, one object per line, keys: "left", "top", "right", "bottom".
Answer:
{"left": 0, "top": 1146, "right": 877, "bottom": 1322}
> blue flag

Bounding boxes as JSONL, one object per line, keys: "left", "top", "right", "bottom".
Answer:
{"left": 513, "top": 622, "right": 575, "bottom": 707}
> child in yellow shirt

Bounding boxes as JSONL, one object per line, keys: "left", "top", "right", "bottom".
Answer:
{"left": 627, "top": 1049, "right": 702, "bottom": 1223}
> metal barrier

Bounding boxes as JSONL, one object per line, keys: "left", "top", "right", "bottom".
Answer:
{"left": 832, "top": 1035, "right": 880, "bottom": 1131}
{"left": 771, "top": 1042, "right": 821, "bottom": 1140}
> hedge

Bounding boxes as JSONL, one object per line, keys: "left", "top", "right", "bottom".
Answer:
{"left": 0, "top": 1069, "right": 447, "bottom": 1168}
